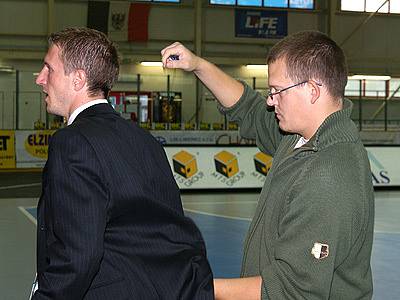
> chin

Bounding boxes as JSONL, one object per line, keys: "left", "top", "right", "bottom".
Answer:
{"left": 46, "top": 106, "right": 54, "bottom": 115}
{"left": 278, "top": 124, "right": 293, "bottom": 134}
{"left": 46, "top": 107, "right": 60, "bottom": 117}
{"left": 278, "top": 122, "right": 286, "bottom": 131}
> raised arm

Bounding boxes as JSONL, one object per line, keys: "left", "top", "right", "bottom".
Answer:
{"left": 161, "top": 42, "right": 244, "bottom": 108}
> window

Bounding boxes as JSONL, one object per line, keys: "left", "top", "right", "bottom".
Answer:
{"left": 238, "top": 0, "right": 262, "bottom": 6}
{"left": 365, "top": 80, "right": 386, "bottom": 98}
{"left": 345, "top": 79, "right": 361, "bottom": 97}
{"left": 266, "top": 0, "right": 288, "bottom": 8}
{"left": 344, "top": 77, "right": 400, "bottom": 99}
{"left": 366, "top": 0, "right": 389, "bottom": 13}
{"left": 341, "top": 0, "right": 400, "bottom": 14}
{"left": 210, "top": 0, "right": 315, "bottom": 9}
{"left": 210, "top": 0, "right": 235, "bottom": 4}
{"left": 289, "top": 0, "right": 313, "bottom": 9}
{"left": 390, "top": 79, "right": 400, "bottom": 97}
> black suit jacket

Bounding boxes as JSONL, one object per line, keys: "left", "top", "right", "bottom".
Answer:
{"left": 34, "top": 103, "right": 214, "bottom": 299}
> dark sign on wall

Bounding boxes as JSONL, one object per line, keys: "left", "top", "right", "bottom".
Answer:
{"left": 235, "top": 9, "right": 287, "bottom": 39}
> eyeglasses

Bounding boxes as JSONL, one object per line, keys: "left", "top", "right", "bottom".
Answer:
{"left": 267, "top": 80, "right": 322, "bottom": 101}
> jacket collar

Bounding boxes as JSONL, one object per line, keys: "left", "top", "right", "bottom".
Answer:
{"left": 74, "top": 102, "right": 119, "bottom": 121}
{"left": 306, "top": 98, "right": 359, "bottom": 151}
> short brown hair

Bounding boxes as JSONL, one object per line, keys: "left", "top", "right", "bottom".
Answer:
{"left": 49, "top": 27, "right": 119, "bottom": 98}
{"left": 267, "top": 31, "right": 348, "bottom": 100}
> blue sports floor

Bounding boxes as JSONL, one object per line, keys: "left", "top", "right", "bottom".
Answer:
{"left": 182, "top": 192, "right": 400, "bottom": 299}
{"left": 19, "top": 190, "right": 400, "bottom": 299}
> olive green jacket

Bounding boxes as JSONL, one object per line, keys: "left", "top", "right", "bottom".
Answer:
{"left": 221, "top": 83, "right": 374, "bottom": 299}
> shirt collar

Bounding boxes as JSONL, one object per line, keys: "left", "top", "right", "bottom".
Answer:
{"left": 294, "top": 136, "right": 309, "bottom": 149}
{"left": 68, "top": 99, "right": 108, "bottom": 125}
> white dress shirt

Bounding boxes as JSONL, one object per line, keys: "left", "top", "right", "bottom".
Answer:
{"left": 67, "top": 99, "right": 109, "bottom": 125}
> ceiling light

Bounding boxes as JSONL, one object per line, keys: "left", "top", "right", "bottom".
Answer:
{"left": 348, "top": 75, "right": 391, "bottom": 81}
{"left": 246, "top": 64, "right": 268, "bottom": 70}
{"left": 0, "top": 66, "right": 14, "bottom": 73}
{"left": 140, "top": 61, "right": 163, "bottom": 67}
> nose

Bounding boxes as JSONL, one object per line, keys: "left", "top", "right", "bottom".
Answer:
{"left": 266, "top": 94, "right": 277, "bottom": 107}
{"left": 36, "top": 67, "right": 47, "bottom": 86}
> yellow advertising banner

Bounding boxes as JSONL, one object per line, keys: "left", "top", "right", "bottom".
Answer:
{"left": 15, "top": 130, "right": 56, "bottom": 168}
{"left": 23, "top": 130, "right": 54, "bottom": 159}
{"left": 0, "top": 130, "right": 16, "bottom": 169}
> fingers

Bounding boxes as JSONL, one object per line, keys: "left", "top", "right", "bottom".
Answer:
{"left": 160, "top": 42, "right": 196, "bottom": 71}
{"left": 160, "top": 42, "right": 182, "bottom": 68}
{"left": 160, "top": 41, "right": 182, "bottom": 57}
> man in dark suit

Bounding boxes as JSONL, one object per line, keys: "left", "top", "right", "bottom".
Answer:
{"left": 32, "top": 27, "right": 213, "bottom": 300}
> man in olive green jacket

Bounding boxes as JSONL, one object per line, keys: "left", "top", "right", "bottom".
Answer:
{"left": 161, "top": 31, "right": 374, "bottom": 300}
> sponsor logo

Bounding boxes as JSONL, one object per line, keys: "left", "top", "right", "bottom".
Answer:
{"left": 0, "top": 131, "right": 15, "bottom": 168}
{"left": 253, "top": 152, "right": 273, "bottom": 176}
{"left": 174, "top": 171, "right": 204, "bottom": 188}
{"left": 211, "top": 150, "right": 245, "bottom": 187}
{"left": 173, "top": 150, "right": 198, "bottom": 179}
{"left": 236, "top": 9, "right": 287, "bottom": 39}
{"left": 172, "top": 150, "right": 204, "bottom": 187}
{"left": 0, "top": 135, "right": 10, "bottom": 151}
{"left": 24, "top": 131, "right": 53, "bottom": 159}
{"left": 245, "top": 14, "right": 279, "bottom": 36}
{"left": 367, "top": 151, "right": 390, "bottom": 184}
{"left": 214, "top": 150, "right": 239, "bottom": 178}
{"left": 211, "top": 170, "right": 245, "bottom": 187}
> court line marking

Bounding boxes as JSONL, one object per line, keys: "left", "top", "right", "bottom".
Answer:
{"left": 18, "top": 206, "right": 37, "bottom": 226}
{"left": 17, "top": 205, "right": 252, "bottom": 225}
{"left": 184, "top": 208, "right": 252, "bottom": 221}
{"left": 0, "top": 183, "right": 41, "bottom": 190}
{"left": 374, "top": 229, "right": 400, "bottom": 234}
{"left": 16, "top": 206, "right": 400, "bottom": 234}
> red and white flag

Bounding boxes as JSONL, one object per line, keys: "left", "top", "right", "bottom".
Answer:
{"left": 87, "top": 1, "right": 150, "bottom": 42}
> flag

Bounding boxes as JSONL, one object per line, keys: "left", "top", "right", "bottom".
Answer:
{"left": 108, "top": 1, "right": 130, "bottom": 41}
{"left": 87, "top": 1, "right": 150, "bottom": 42}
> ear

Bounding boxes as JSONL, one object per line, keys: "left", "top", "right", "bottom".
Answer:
{"left": 72, "top": 69, "right": 87, "bottom": 92}
{"left": 308, "top": 80, "right": 320, "bottom": 104}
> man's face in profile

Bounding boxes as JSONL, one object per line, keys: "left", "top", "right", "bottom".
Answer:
{"left": 36, "top": 45, "right": 74, "bottom": 118}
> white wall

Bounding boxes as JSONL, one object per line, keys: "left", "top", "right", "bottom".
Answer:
{"left": 0, "top": 72, "right": 16, "bottom": 129}
{"left": 332, "top": 12, "right": 400, "bottom": 75}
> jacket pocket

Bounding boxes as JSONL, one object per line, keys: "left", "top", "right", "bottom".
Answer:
{"left": 90, "top": 276, "right": 125, "bottom": 289}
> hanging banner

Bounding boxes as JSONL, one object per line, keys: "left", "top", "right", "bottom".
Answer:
{"left": 0, "top": 130, "right": 16, "bottom": 169}
{"left": 15, "top": 130, "right": 56, "bottom": 168}
{"left": 87, "top": 1, "right": 150, "bottom": 42}
{"left": 235, "top": 9, "right": 288, "bottom": 39}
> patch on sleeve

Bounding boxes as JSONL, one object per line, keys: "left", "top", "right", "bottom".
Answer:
{"left": 311, "top": 242, "right": 329, "bottom": 260}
